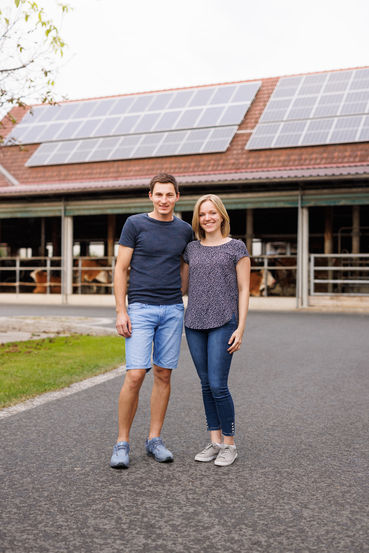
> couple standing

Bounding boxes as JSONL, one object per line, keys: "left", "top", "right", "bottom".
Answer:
{"left": 110, "top": 173, "right": 250, "bottom": 469}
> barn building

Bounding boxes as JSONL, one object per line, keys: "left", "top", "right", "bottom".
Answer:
{"left": 0, "top": 66, "right": 368, "bottom": 308}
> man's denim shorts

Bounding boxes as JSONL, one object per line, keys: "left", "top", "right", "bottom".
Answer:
{"left": 125, "top": 302, "right": 184, "bottom": 371}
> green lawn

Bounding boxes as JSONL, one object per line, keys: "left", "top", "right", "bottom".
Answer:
{"left": 0, "top": 335, "right": 125, "bottom": 408}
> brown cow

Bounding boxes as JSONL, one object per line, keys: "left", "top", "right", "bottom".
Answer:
{"left": 30, "top": 270, "right": 61, "bottom": 293}
{"left": 31, "top": 259, "right": 112, "bottom": 294}
{"left": 74, "top": 258, "right": 111, "bottom": 284}
{"left": 250, "top": 270, "right": 276, "bottom": 296}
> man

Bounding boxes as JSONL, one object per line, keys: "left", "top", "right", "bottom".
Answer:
{"left": 110, "top": 173, "right": 193, "bottom": 469}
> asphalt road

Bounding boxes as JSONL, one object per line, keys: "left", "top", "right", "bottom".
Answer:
{"left": 1, "top": 307, "right": 368, "bottom": 553}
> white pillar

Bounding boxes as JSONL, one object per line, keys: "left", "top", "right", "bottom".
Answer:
{"left": 301, "top": 207, "right": 309, "bottom": 308}
{"left": 297, "top": 200, "right": 309, "bottom": 308}
{"left": 62, "top": 214, "right": 73, "bottom": 300}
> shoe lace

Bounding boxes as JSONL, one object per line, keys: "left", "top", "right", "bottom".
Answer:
{"left": 218, "top": 446, "right": 232, "bottom": 460}
{"left": 117, "top": 443, "right": 128, "bottom": 452}
{"left": 203, "top": 443, "right": 215, "bottom": 453}
{"left": 151, "top": 439, "right": 164, "bottom": 451}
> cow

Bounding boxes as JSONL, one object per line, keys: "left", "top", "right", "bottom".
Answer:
{"left": 250, "top": 270, "right": 276, "bottom": 296}
{"left": 30, "top": 270, "right": 61, "bottom": 293}
{"left": 75, "top": 258, "right": 111, "bottom": 284}
{"left": 30, "top": 259, "right": 112, "bottom": 294}
{"left": 271, "top": 256, "right": 297, "bottom": 296}
{"left": 73, "top": 258, "right": 112, "bottom": 293}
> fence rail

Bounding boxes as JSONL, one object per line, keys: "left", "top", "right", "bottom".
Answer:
{"left": 0, "top": 256, "right": 114, "bottom": 295}
{"left": 310, "top": 254, "right": 369, "bottom": 296}
{"left": 1, "top": 253, "right": 369, "bottom": 297}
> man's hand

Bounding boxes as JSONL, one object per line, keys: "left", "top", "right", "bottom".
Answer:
{"left": 116, "top": 311, "right": 132, "bottom": 338}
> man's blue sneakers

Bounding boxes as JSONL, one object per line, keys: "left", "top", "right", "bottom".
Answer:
{"left": 110, "top": 441, "right": 130, "bottom": 468}
{"left": 146, "top": 437, "right": 174, "bottom": 463}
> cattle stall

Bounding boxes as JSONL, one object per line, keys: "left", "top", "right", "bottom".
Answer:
{"left": 0, "top": 191, "right": 368, "bottom": 305}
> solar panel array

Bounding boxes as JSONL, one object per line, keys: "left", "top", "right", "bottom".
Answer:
{"left": 25, "top": 127, "right": 237, "bottom": 166}
{"left": 247, "top": 68, "right": 369, "bottom": 150}
{"left": 4, "top": 81, "right": 261, "bottom": 166}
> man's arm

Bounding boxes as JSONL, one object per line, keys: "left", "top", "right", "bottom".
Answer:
{"left": 114, "top": 245, "right": 134, "bottom": 337}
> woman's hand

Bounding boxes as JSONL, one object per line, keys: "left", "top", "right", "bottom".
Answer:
{"left": 227, "top": 327, "right": 244, "bottom": 354}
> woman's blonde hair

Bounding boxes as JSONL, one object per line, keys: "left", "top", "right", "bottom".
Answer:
{"left": 192, "top": 194, "right": 230, "bottom": 239}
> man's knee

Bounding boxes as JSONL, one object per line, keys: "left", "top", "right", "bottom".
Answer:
{"left": 124, "top": 369, "right": 146, "bottom": 392}
{"left": 153, "top": 365, "right": 172, "bottom": 385}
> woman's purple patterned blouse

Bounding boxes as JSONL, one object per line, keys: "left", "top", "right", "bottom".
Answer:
{"left": 183, "top": 239, "right": 249, "bottom": 330}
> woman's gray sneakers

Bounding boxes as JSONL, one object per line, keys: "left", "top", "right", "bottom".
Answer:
{"left": 194, "top": 442, "right": 221, "bottom": 462}
{"left": 214, "top": 445, "right": 238, "bottom": 466}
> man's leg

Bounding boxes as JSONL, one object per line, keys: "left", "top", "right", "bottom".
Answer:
{"left": 149, "top": 365, "right": 172, "bottom": 439}
{"left": 145, "top": 304, "right": 183, "bottom": 462}
{"left": 117, "top": 369, "right": 146, "bottom": 442}
{"left": 115, "top": 303, "right": 157, "bottom": 443}
{"left": 149, "top": 303, "right": 184, "bottom": 439}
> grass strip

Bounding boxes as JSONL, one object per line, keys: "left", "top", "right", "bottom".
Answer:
{"left": 0, "top": 335, "right": 125, "bottom": 408}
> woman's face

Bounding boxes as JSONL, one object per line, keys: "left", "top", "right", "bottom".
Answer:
{"left": 198, "top": 200, "right": 223, "bottom": 235}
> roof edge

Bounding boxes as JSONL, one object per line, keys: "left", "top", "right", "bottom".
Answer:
{"left": 0, "top": 165, "right": 368, "bottom": 198}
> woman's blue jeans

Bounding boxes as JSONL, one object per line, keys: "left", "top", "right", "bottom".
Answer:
{"left": 185, "top": 316, "right": 237, "bottom": 437}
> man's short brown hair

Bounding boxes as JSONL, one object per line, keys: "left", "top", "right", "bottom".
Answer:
{"left": 149, "top": 173, "right": 179, "bottom": 194}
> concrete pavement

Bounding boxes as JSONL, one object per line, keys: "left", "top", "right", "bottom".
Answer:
{"left": 1, "top": 309, "right": 368, "bottom": 552}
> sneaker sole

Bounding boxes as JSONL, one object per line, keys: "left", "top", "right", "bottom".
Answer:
{"left": 110, "top": 461, "right": 129, "bottom": 469}
{"left": 214, "top": 452, "right": 238, "bottom": 467}
{"left": 194, "top": 455, "right": 218, "bottom": 462}
{"left": 147, "top": 451, "right": 173, "bottom": 463}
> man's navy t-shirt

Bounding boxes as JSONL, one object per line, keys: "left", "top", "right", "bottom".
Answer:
{"left": 119, "top": 213, "right": 193, "bottom": 305}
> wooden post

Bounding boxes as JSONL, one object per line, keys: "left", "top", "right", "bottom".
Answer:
{"left": 324, "top": 207, "right": 334, "bottom": 254}
{"left": 352, "top": 206, "right": 360, "bottom": 254}
{"left": 40, "top": 217, "right": 46, "bottom": 256}
{"left": 107, "top": 214, "right": 116, "bottom": 259}
{"left": 52, "top": 218, "right": 61, "bottom": 257}
{"left": 246, "top": 208, "right": 253, "bottom": 255}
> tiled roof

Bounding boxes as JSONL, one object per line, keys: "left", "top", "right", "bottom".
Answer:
{"left": 0, "top": 67, "right": 368, "bottom": 198}
{"left": 0, "top": 164, "right": 368, "bottom": 198}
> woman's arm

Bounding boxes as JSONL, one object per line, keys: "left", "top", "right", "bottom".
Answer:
{"left": 228, "top": 256, "right": 251, "bottom": 354}
{"left": 180, "top": 258, "right": 189, "bottom": 296}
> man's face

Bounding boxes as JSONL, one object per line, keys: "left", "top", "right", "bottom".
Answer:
{"left": 149, "top": 182, "right": 179, "bottom": 217}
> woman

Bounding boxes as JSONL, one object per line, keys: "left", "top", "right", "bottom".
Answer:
{"left": 182, "top": 194, "right": 250, "bottom": 467}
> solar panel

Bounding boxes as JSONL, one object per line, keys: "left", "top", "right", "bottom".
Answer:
{"left": 247, "top": 68, "right": 369, "bottom": 149}
{"left": 25, "top": 126, "right": 238, "bottom": 166}
{"left": 7, "top": 81, "right": 261, "bottom": 146}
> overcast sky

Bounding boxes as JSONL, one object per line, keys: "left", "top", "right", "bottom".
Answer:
{"left": 34, "top": 0, "right": 369, "bottom": 101}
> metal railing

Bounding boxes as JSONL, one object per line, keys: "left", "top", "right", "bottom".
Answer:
{"left": 2, "top": 253, "right": 369, "bottom": 297}
{"left": 0, "top": 257, "right": 62, "bottom": 294}
{"left": 0, "top": 256, "right": 114, "bottom": 294}
{"left": 310, "top": 254, "right": 369, "bottom": 296}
